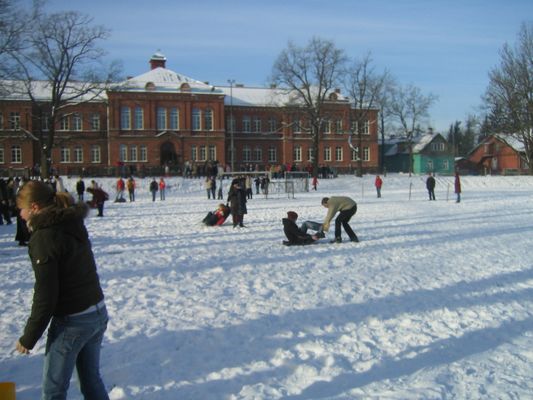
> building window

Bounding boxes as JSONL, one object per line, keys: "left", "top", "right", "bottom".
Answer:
{"left": 72, "top": 113, "right": 82, "bottom": 131}
{"left": 243, "top": 145, "right": 251, "bottom": 162}
{"left": 293, "top": 145, "right": 302, "bottom": 162}
{"left": 335, "top": 146, "right": 343, "bottom": 161}
{"left": 59, "top": 115, "right": 69, "bottom": 131}
{"left": 134, "top": 107, "right": 143, "bottom": 130}
{"left": 324, "top": 146, "right": 331, "bottom": 162}
{"left": 170, "top": 108, "right": 179, "bottom": 130}
{"left": 90, "top": 145, "right": 101, "bottom": 163}
{"left": 120, "top": 107, "right": 131, "bottom": 130}
{"left": 432, "top": 142, "right": 445, "bottom": 152}
{"left": 157, "top": 107, "right": 167, "bottom": 131}
{"left": 130, "top": 146, "right": 138, "bottom": 162}
{"left": 60, "top": 147, "right": 71, "bottom": 163}
{"left": 0, "top": 114, "right": 3, "bottom": 129}
{"left": 9, "top": 112, "right": 20, "bottom": 130}
{"left": 204, "top": 109, "right": 213, "bottom": 131}
{"left": 293, "top": 118, "right": 302, "bottom": 134}
{"left": 90, "top": 113, "right": 100, "bottom": 131}
{"left": 351, "top": 147, "right": 359, "bottom": 161}
{"left": 355, "top": 120, "right": 369, "bottom": 135}
{"left": 253, "top": 146, "right": 262, "bottom": 162}
{"left": 307, "top": 147, "right": 314, "bottom": 162}
{"left": 324, "top": 119, "right": 331, "bottom": 134}
{"left": 268, "top": 117, "right": 277, "bottom": 133}
{"left": 363, "top": 147, "right": 370, "bottom": 161}
{"left": 119, "top": 144, "right": 127, "bottom": 162}
{"left": 268, "top": 146, "right": 277, "bottom": 163}
{"left": 253, "top": 116, "right": 261, "bottom": 133}
{"left": 74, "top": 146, "right": 83, "bottom": 163}
{"left": 427, "top": 160, "right": 434, "bottom": 171}
{"left": 242, "top": 116, "right": 251, "bottom": 133}
{"left": 443, "top": 159, "right": 449, "bottom": 170}
{"left": 199, "top": 145, "right": 207, "bottom": 161}
{"left": 209, "top": 145, "right": 216, "bottom": 161}
{"left": 0, "top": 146, "right": 4, "bottom": 163}
{"left": 335, "top": 119, "right": 343, "bottom": 134}
{"left": 11, "top": 145, "right": 22, "bottom": 163}
{"left": 140, "top": 145, "right": 147, "bottom": 161}
{"left": 191, "top": 145, "right": 197, "bottom": 161}
{"left": 192, "top": 108, "right": 201, "bottom": 131}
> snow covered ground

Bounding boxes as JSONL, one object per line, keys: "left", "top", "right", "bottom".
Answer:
{"left": 1, "top": 173, "right": 533, "bottom": 399}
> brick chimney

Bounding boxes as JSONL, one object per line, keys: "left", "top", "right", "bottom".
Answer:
{"left": 150, "top": 51, "right": 167, "bottom": 70}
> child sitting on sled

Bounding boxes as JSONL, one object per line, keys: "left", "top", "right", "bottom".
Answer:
{"left": 202, "top": 203, "right": 230, "bottom": 226}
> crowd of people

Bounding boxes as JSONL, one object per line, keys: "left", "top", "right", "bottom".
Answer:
{"left": 5, "top": 170, "right": 464, "bottom": 398}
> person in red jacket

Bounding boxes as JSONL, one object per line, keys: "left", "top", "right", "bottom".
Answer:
{"left": 375, "top": 175, "right": 383, "bottom": 198}
{"left": 454, "top": 172, "right": 461, "bottom": 203}
{"left": 159, "top": 177, "right": 166, "bottom": 200}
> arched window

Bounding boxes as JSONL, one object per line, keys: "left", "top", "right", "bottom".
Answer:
{"left": 204, "top": 108, "right": 213, "bottom": 131}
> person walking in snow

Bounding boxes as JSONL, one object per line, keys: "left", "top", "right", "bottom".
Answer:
{"left": 149, "top": 178, "right": 158, "bottom": 201}
{"left": 426, "top": 173, "right": 436, "bottom": 201}
{"left": 159, "top": 177, "right": 166, "bottom": 200}
{"left": 76, "top": 177, "right": 86, "bottom": 202}
{"left": 227, "top": 178, "right": 247, "bottom": 228}
{"left": 15, "top": 180, "right": 110, "bottom": 399}
{"left": 321, "top": 196, "right": 359, "bottom": 243}
{"left": 375, "top": 175, "right": 383, "bottom": 198}
{"left": 127, "top": 177, "right": 136, "bottom": 202}
{"left": 454, "top": 172, "right": 461, "bottom": 203}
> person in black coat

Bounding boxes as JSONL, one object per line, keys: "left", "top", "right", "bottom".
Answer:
{"left": 282, "top": 211, "right": 321, "bottom": 245}
{"left": 227, "top": 178, "right": 247, "bottom": 227}
{"left": 426, "top": 173, "right": 436, "bottom": 200}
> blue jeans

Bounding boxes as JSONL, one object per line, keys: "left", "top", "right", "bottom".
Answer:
{"left": 42, "top": 305, "right": 109, "bottom": 400}
{"left": 300, "top": 221, "right": 323, "bottom": 235}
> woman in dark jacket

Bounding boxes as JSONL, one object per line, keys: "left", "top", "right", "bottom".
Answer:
{"left": 227, "top": 178, "right": 247, "bottom": 227}
{"left": 15, "top": 180, "right": 109, "bottom": 399}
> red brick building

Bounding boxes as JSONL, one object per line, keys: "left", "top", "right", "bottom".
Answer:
{"left": 0, "top": 53, "right": 379, "bottom": 177}
{"left": 465, "top": 134, "right": 528, "bottom": 175}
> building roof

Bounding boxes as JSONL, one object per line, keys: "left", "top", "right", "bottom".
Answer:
{"left": 114, "top": 67, "right": 222, "bottom": 95}
{"left": 0, "top": 80, "right": 107, "bottom": 102}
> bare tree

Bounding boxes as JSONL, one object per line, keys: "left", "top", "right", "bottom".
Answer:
{"left": 484, "top": 22, "right": 533, "bottom": 173}
{"left": 389, "top": 84, "right": 437, "bottom": 175}
{"left": 271, "top": 37, "right": 347, "bottom": 177}
{"left": 8, "top": 7, "right": 121, "bottom": 177}
{"left": 344, "top": 52, "right": 389, "bottom": 176}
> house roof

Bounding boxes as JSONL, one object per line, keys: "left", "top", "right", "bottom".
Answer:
{"left": 383, "top": 132, "right": 446, "bottom": 156}
{"left": 0, "top": 80, "right": 107, "bottom": 102}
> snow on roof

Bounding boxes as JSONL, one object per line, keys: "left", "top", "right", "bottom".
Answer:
{"left": 0, "top": 80, "right": 108, "bottom": 102}
{"left": 115, "top": 67, "right": 221, "bottom": 94}
{"left": 412, "top": 132, "right": 440, "bottom": 153}
{"left": 217, "top": 85, "right": 352, "bottom": 108}
{"left": 495, "top": 134, "right": 525, "bottom": 152}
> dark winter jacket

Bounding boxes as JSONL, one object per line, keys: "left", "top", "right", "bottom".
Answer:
{"left": 426, "top": 176, "right": 436, "bottom": 190}
{"left": 227, "top": 185, "right": 247, "bottom": 216}
{"left": 282, "top": 218, "right": 315, "bottom": 245}
{"left": 19, "top": 202, "right": 104, "bottom": 349}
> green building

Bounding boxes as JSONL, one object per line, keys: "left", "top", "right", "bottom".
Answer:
{"left": 382, "top": 132, "right": 454, "bottom": 174}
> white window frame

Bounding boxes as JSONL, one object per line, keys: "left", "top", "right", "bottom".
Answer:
{"left": 11, "top": 145, "right": 22, "bottom": 163}
{"left": 335, "top": 146, "right": 343, "bottom": 161}
{"left": 60, "top": 147, "right": 71, "bottom": 163}
{"left": 129, "top": 146, "right": 138, "bottom": 162}
{"left": 90, "top": 145, "right": 101, "bottom": 163}
{"left": 140, "top": 145, "right": 148, "bottom": 161}
{"left": 170, "top": 107, "right": 179, "bottom": 130}
{"left": 324, "top": 146, "right": 331, "bottom": 162}
{"left": 268, "top": 146, "right": 277, "bottom": 163}
{"left": 121, "top": 107, "right": 131, "bottom": 130}
{"left": 72, "top": 113, "right": 82, "bottom": 131}
{"left": 74, "top": 146, "right": 83, "bottom": 163}
{"left": 134, "top": 107, "right": 144, "bottom": 130}
{"left": 192, "top": 108, "right": 201, "bottom": 131}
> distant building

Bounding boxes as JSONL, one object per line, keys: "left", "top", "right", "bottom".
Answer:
{"left": 0, "top": 52, "right": 379, "bottom": 177}
{"left": 465, "top": 134, "right": 527, "bottom": 175}
{"left": 382, "top": 131, "right": 454, "bottom": 174}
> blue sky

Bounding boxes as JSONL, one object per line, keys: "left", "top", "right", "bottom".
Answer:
{"left": 43, "top": 0, "right": 532, "bottom": 133}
